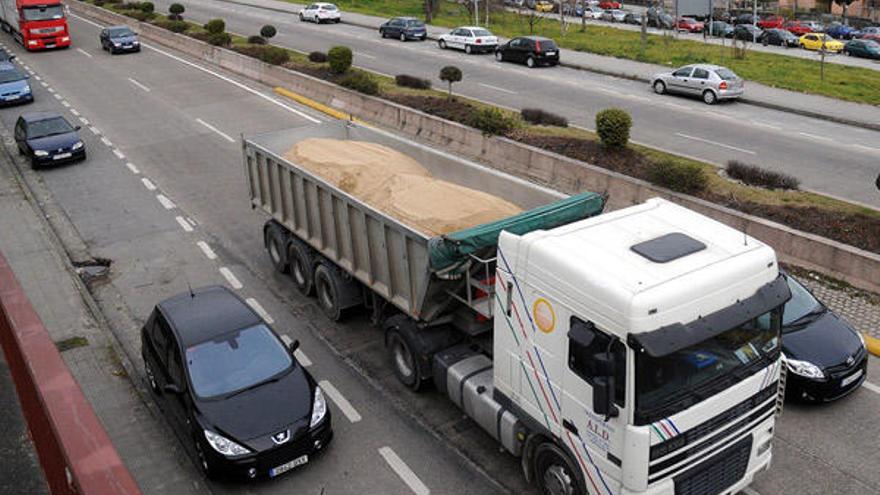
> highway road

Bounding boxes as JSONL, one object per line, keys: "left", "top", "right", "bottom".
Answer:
{"left": 2, "top": 12, "right": 880, "bottom": 495}
{"left": 144, "top": 0, "right": 880, "bottom": 209}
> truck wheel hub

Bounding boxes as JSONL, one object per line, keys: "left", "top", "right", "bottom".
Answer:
{"left": 543, "top": 465, "right": 574, "bottom": 495}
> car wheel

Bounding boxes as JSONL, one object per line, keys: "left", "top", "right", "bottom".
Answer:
{"left": 465, "top": 44, "right": 473, "bottom": 54}
{"left": 194, "top": 437, "right": 218, "bottom": 480}
{"left": 400, "top": 32, "right": 407, "bottom": 42}
{"left": 439, "top": 39, "right": 447, "bottom": 49}
{"left": 385, "top": 323, "right": 422, "bottom": 391}
{"left": 288, "top": 240, "right": 314, "bottom": 296}
{"left": 379, "top": 28, "right": 385, "bottom": 38}
{"left": 702, "top": 89, "right": 717, "bottom": 105}
{"left": 30, "top": 156, "right": 39, "bottom": 169}
{"left": 495, "top": 50, "right": 503, "bottom": 62}
{"left": 653, "top": 80, "right": 666, "bottom": 94}
{"left": 526, "top": 56, "right": 535, "bottom": 68}
{"left": 144, "top": 360, "right": 159, "bottom": 393}
{"left": 534, "top": 442, "right": 583, "bottom": 495}
{"left": 335, "top": 18, "right": 341, "bottom": 23}
{"left": 299, "top": 13, "right": 305, "bottom": 21}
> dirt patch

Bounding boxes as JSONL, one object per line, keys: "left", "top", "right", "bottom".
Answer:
{"left": 515, "top": 133, "right": 653, "bottom": 181}
{"left": 384, "top": 95, "right": 481, "bottom": 126}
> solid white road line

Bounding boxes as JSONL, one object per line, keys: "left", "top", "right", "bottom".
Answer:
{"left": 246, "top": 298, "right": 274, "bottom": 324}
{"left": 196, "top": 241, "right": 217, "bottom": 260}
{"left": 378, "top": 446, "right": 430, "bottom": 495}
{"left": 125, "top": 162, "right": 139, "bottom": 174}
{"left": 176, "top": 215, "right": 194, "bottom": 232}
{"left": 141, "top": 178, "right": 156, "bottom": 191}
{"left": 127, "top": 77, "right": 151, "bottom": 92}
{"left": 76, "top": 48, "right": 93, "bottom": 58}
{"left": 675, "top": 132, "right": 757, "bottom": 155}
{"left": 798, "top": 131, "right": 832, "bottom": 142}
{"left": 864, "top": 381, "right": 880, "bottom": 396}
{"left": 101, "top": 136, "right": 113, "bottom": 147}
{"left": 112, "top": 149, "right": 125, "bottom": 160}
{"left": 196, "top": 118, "right": 235, "bottom": 143}
{"left": 853, "top": 144, "right": 880, "bottom": 154}
{"left": 478, "top": 82, "right": 517, "bottom": 94}
{"left": 156, "top": 194, "right": 176, "bottom": 209}
{"left": 219, "top": 267, "right": 243, "bottom": 289}
{"left": 318, "top": 380, "right": 362, "bottom": 423}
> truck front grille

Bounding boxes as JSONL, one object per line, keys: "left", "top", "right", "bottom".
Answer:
{"left": 673, "top": 435, "right": 752, "bottom": 495}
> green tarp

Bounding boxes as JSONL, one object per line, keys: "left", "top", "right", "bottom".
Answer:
{"left": 428, "top": 192, "right": 605, "bottom": 272}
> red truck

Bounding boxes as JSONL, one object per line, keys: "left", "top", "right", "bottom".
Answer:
{"left": 0, "top": 0, "right": 71, "bottom": 50}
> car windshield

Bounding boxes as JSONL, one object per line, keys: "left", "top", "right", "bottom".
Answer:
{"left": 0, "top": 68, "right": 24, "bottom": 84}
{"left": 27, "top": 117, "right": 73, "bottom": 139}
{"left": 473, "top": 29, "right": 492, "bottom": 37}
{"left": 714, "top": 68, "right": 737, "bottom": 80}
{"left": 775, "top": 277, "right": 822, "bottom": 329}
{"left": 635, "top": 307, "right": 782, "bottom": 423}
{"left": 109, "top": 27, "right": 134, "bottom": 37}
{"left": 22, "top": 5, "right": 64, "bottom": 21}
{"left": 185, "top": 323, "right": 292, "bottom": 398}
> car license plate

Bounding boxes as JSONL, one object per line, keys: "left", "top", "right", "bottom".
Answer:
{"left": 841, "top": 369, "right": 863, "bottom": 387}
{"left": 545, "top": 51, "right": 556, "bottom": 56}
{"left": 53, "top": 152, "right": 72, "bottom": 160}
{"left": 269, "top": 455, "right": 308, "bottom": 477}
{"left": 4, "top": 95, "right": 18, "bottom": 101}
{"left": 46, "top": 44, "right": 55, "bottom": 48}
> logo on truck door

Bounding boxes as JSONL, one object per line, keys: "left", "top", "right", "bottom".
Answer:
{"left": 532, "top": 298, "right": 556, "bottom": 334}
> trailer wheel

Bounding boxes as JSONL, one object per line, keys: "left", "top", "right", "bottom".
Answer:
{"left": 387, "top": 328, "right": 421, "bottom": 391}
{"left": 534, "top": 443, "right": 583, "bottom": 495}
{"left": 264, "top": 222, "right": 289, "bottom": 274}
{"left": 288, "top": 240, "right": 314, "bottom": 296}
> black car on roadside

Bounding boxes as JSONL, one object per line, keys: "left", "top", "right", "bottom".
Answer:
{"left": 733, "top": 23, "right": 763, "bottom": 41}
{"left": 704, "top": 20, "right": 734, "bottom": 37}
{"left": 760, "top": 28, "right": 800, "bottom": 47}
{"left": 100, "top": 25, "right": 140, "bottom": 54}
{"left": 495, "top": 36, "right": 559, "bottom": 68}
{"left": 14, "top": 112, "right": 85, "bottom": 168}
{"left": 379, "top": 17, "right": 427, "bottom": 41}
{"left": 141, "top": 286, "right": 332, "bottom": 480}
{"left": 775, "top": 274, "right": 868, "bottom": 402}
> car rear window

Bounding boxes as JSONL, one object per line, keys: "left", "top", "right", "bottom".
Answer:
{"left": 407, "top": 20, "right": 424, "bottom": 27}
{"left": 473, "top": 29, "right": 492, "bottom": 37}
{"left": 539, "top": 40, "right": 557, "bottom": 50}
{"left": 714, "top": 68, "right": 737, "bottom": 80}
{"left": 186, "top": 324, "right": 292, "bottom": 398}
{"left": 322, "top": 5, "right": 337, "bottom": 10}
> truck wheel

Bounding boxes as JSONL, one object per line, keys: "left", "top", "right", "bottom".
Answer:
{"left": 386, "top": 326, "right": 422, "bottom": 391}
{"left": 265, "top": 222, "right": 289, "bottom": 273}
{"left": 535, "top": 443, "right": 583, "bottom": 495}
{"left": 288, "top": 240, "right": 314, "bottom": 296}
{"left": 314, "top": 263, "right": 350, "bottom": 321}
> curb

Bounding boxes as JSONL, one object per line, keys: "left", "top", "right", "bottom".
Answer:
{"left": 866, "top": 333, "right": 880, "bottom": 358}
{"left": 274, "top": 86, "right": 356, "bottom": 121}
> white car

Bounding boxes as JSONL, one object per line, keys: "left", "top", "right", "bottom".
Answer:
{"left": 299, "top": 3, "right": 341, "bottom": 23}
{"left": 437, "top": 26, "right": 498, "bottom": 54}
{"left": 585, "top": 6, "right": 605, "bottom": 19}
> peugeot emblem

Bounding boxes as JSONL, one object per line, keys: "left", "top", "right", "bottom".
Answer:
{"left": 846, "top": 356, "right": 855, "bottom": 366}
{"left": 271, "top": 429, "right": 290, "bottom": 445}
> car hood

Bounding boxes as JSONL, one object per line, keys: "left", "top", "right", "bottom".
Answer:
{"left": 782, "top": 311, "right": 863, "bottom": 370}
{"left": 0, "top": 79, "right": 29, "bottom": 93}
{"left": 196, "top": 365, "right": 313, "bottom": 442}
{"left": 28, "top": 132, "right": 80, "bottom": 151}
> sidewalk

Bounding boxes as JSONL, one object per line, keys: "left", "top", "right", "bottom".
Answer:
{"left": 0, "top": 351, "right": 48, "bottom": 495}
{"left": 220, "top": 0, "right": 880, "bottom": 130}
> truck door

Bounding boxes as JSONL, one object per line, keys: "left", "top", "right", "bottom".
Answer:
{"left": 561, "top": 317, "right": 627, "bottom": 493}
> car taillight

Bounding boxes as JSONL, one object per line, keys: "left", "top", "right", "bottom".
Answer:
{"left": 476, "top": 38, "right": 482, "bottom": 44}
{"left": 719, "top": 81, "right": 728, "bottom": 90}
{"left": 535, "top": 40, "right": 541, "bottom": 52}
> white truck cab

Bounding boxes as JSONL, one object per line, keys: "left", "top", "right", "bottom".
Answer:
{"left": 493, "top": 198, "right": 788, "bottom": 495}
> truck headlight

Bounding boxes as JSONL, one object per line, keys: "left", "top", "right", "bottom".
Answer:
{"left": 61, "top": 36, "right": 70, "bottom": 42}
{"left": 310, "top": 386, "right": 327, "bottom": 428}
{"left": 34, "top": 150, "right": 49, "bottom": 156}
{"left": 783, "top": 354, "right": 824, "bottom": 379}
{"left": 204, "top": 430, "right": 250, "bottom": 457}
{"left": 72, "top": 141, "right": 84, "bottom": 150}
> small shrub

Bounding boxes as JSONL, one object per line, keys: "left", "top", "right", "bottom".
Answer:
{"left": 726, "top": 160, "right": 800, "bottom": 190}
{"left": 168, "top": 2, "right": 185, "bottom": 20}
{"left": 94, "top": 0, "right": 106, "bottom": 6}
{"left": 124, "top": 10, "right": 153, "bottom": 21}
{"left": 139, "top": 1, "right": 154, "bottom": 13}
{"left": 595, "top": 108, "right": 632, "bottom": 149}
{"left": 153, "top": 18, "right": 189, "bottom": 32}
{"left": 521, "top": 108, "right": 568, "bottom": 127}
{"left": 260, "top": 46, "right": 289, "bottom": 65}
{"left": 204, "top": 18, "right": 226, "bottom": 35}
{"left": 468, "top": 107, "right": 518, "bottom": 136}
{"left": 206, "top": 32, "right": 231, "bottom": 46}
{"left": 439, "top": 65, "right": 462, "bottom": 98}
{"left": 118, "top": 2, "right": 142, "bottom": 9}
{"left": 340, "top": 71, "right": 379, "bottom": 95}
{"left": 104, "top": 0, "right": 122, "bottom": 4}
{"left": 308, "top": 51, "right": 327, "bottom": 63}
{"left": 260, "top": 25, "right": 277, "bottom": 39}
{"left": 248, "top": 35, "right": 266, "bottom": 44}
{"left": 395, "top": 74, "right": 432, "bottom": 90}
{"left": 328, "top": 46, "right": 352, "bottom": 74}
{"left": 648, "top": 159, "right": 708, "bottom": 194}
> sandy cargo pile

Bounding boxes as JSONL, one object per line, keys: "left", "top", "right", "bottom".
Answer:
{"left": 285, "top": 138, "right": 522, "bottom": 236}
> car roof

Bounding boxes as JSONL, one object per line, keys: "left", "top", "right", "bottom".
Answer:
{"left": 158, "top": 285, "right": 262, "bottom": 347}
{"left": 394, "top": 16, "right": 420, "bottom": 20}
{"left": 520, "top": 35, "right": 554, "bottom": 40}
{"left": 107, "top": 25, "right": 133, "bottom": 30}
{"left": 688, "top": 64, "right": 728, "bottom": 71}
{"left": 20, "top": 111, "right": 65, "bottom": 123}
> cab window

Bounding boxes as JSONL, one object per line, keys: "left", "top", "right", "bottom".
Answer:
{"left": 568, "top": 317, "right": 626, "bottom": 406}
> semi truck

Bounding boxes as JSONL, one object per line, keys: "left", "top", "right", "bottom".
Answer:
{"left": 0, "top": 0, "right": 71, "bottom": 50}
{"left": 243, "top": 121, "right": 791, "bottom": 495}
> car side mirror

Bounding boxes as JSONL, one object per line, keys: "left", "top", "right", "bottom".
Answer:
{"left": 591, "top": 352, "right": 618, "bottom": 420}
{"left": 74, "top": 125, "right": 81, "bottom": 131}
{"left": 288, "top": 338, "right": 300, "bottom": 354}
{"left": 9, "top": 55, "right": 14, "bottom": 60}
{"left": 163, "top": 383, "right": 182, "bottom": 395}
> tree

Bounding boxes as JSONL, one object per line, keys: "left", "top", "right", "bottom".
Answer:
{"left": 424, "top": 0, "right": 442, "bottom": 23}
{"left": 834, "top": 0, "right": 855, "bottom": 23}
{"left": 260, "top": 25, "right": 277, "bottom": 40}
{"left": 168, "top": 2, "right": 184, "bottom": 20}
{"left": 204, "top": 19, "right": 225, "bottom": 35}
{"left": 439, "top": 65, "right": 462, "bottom": 99}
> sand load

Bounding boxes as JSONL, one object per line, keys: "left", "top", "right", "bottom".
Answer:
{"left": 285, "top": 138, "right": 522, "bottom": 236}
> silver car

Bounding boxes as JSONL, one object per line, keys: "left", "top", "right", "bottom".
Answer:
{"left": 651, "top": 64, "right": 744, "bottom": 104}
{"left": 601, "top": 9, "right": 627, "bottom": 22}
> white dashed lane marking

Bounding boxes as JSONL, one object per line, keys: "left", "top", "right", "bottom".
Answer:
{"left": 196, "top": 118, "right": 236, "bottom": 143}
{"left": 219, "top": 267, "right": 243, "bottom": 289}
{"left": 70, "top": 108, "right": 79, "bottom": 116}
{"left": 318, "top": 380, "right": 361, "bottom": 423}
{"left": 127, "top": 77, "right": 151, "bottom": 92}
{"left": 79, "top": 117, "right": 90, "bottom": 125}
{"left": 864, "top": 381, "right": 880, "bottom": 395}
{"left": 76, "top": 48, "right": 93, "bottom": 58}
{"left": 89, "top": 126, "right": 100, "bottom": 135}
{"left": 61, "top": 101, "right": 71, "bottom": 108}
{"left": 100, "top": 136, "right": 113, "bottom": 147}
{"left": 156, "top": 194, "right": 176, "bottom": 210}
{"left": 176, "top": 215, "right": 194, "bottom": 232}
{"left": 246, "top": 298, "right": 274, "bottom": 324}
{"left": 477, "top": 82, "right": 517, "bottom": 94}
{"left": 378, "top": 446, "right": 430, "bottom": 495}
{"left": 279, "top": 335, "right": 313, "bottom": 367}
{"left": 112, "top": 149, "right": 125, "bottom": 160}
{"left": 675, "top": 132, "right": 756, "bottom": 155}
{"left": 125, "top": 162, "right": 139, "bottom": 174}
{"left": 141, "top": 178, "right": 156, "bottom": 191}
{"left": 196, "top": 241, "right": 217, "bottom": 260}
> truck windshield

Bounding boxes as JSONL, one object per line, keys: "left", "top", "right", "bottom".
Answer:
{"left": 635, "top": 307, "right": 781, "bottom": 424}
{"left": 22, "top": 6, "right": 65, "bottom": 21}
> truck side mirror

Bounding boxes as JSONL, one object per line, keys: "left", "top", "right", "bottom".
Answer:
{"left": 591, "top": 353, "right": 618, "bottom": 420}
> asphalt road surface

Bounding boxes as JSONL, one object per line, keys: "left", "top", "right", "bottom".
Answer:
{"left": 2, "top": 12, "right": 879, "bottom": 495}
{"left": 144, "top": 0, "right": 880, "bottom": 209}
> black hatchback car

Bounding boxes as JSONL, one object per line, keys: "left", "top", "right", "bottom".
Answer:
{"left": 100, "top": 25, "right": 140, "bottom": 54}
{"left": 14, "top": 112, "right": 85, "bottom": 168}
{"left": 141, "top": 286, "right": 332, "bottom": 480}
{"left": 775, "top": 274, "right": 868, "bottom": 402}
{"left": 495, "top": 36, "right": 559, "bottom": 68}
{"left": 379, "top": 17, "right": 427, "bottom": 41}
{"left": 760, "top": 28, "right": 800, "bottom": 47}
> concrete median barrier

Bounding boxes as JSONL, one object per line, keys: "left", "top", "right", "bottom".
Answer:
{"left": 66, "top": 0, "right": 880, "bottom": 294}
{"left": 0, "top": 250, "right": 140, "bottom": 495}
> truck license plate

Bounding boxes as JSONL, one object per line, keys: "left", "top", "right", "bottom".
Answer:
{"left": 841, "top": 369, "right": 862, "bottom": 387}
{"left": 53, "top": 152, "right": 72, "bottom": 160}
{"left": 269, "top": 455, "right": 308, "bottom": 477}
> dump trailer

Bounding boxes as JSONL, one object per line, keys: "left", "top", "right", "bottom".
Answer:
{"left": 244, "top": 121, "right": 791, "bottom": 495}
{"left": 0, "top": 0, "right": 71, "bottom": 50}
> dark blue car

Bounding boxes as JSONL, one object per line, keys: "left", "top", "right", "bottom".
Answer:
{"left": 14, "top": 112, "right": 86, "bottom": 168}
{"left": 379, "top": 17, "right": 427, "bottom": 41}
{"left": 826, "top": 23, "right": 856, "bottom": 39}
{"left": 0, "top": 62, "right": 32, "bottom": 106}
{"left": 100, "top": 25, "right": 141, "bottom": 54}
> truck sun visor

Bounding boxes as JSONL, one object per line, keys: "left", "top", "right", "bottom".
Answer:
{"left": 627, "top": 274, "right": 791, "bottom": 358}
